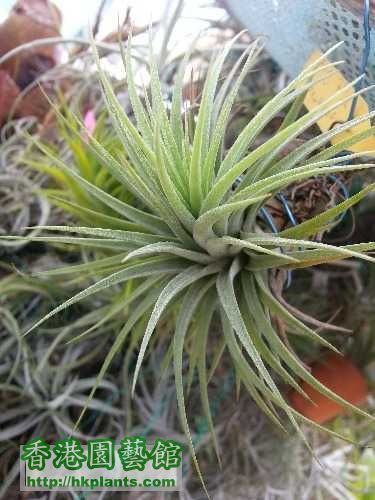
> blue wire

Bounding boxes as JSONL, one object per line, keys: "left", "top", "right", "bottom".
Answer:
{"left": 348, "top": 0, "right": 371, "bottom": 121}
{"left": 258, "top": 0, "right": 371, "bottom": 290}
{"left": 277, "top": 194, "right": 297, "bottom": 288}
{"left": 260, "top": 206, "right": 279, "bottom": 233}
{"left": 260, "top": 205, "right": 293, "bottom": 288}
{"left": 277, "top": 193, "right": 298, "bottom": 226}
{"left": 330, "top": 0, "right": 371, "bottom": 216}
{"left": 328, "top": 174, "right": 350, "bottom": 200}
{"left": 327, "top": 174, "right": 350, "bottom": 225}
{"left": 322, "top": 0, "right": 371, "bottom": 196}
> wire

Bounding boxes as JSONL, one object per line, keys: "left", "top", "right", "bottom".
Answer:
{"left": 278, "top": 193, "right": 298, "bottom": 226}
{"left": 348, "top": 0, "right": 371, "bottom": 121}
{"left": 259, "top": 0, "right": 371, "bottom": 290}
{"left": 260, "top": 205, "right": 293, "bottom": 288}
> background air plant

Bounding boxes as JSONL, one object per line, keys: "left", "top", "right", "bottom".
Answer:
{"left": 185, "top": 395, "right": 375, "bottom": 500}
{"left": 28, "top": 105, "right": 136, "bottom": 231}
{"left": 0, "top": 271, "right": 125, "bottom": 497}
{"left": 0, "top": 270, "right": 199, "bottom": 498}
{"left": 0, "top": 117, "right": 50, "bottom": 251}
{"left": 7, "top": 33, "right": 375, "bottom": 489}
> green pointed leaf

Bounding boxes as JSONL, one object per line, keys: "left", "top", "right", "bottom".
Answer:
{"left": 25, "top": 258, "right": 187, "bottom": 335}
{"left": 173, "top": 280, "right": 216, "bottom": 496}
{"left": 133, "top": 262, "right": 223, "bottom": 393}
{"left": 279, "top": 183, "right": 375, "bottom": 239}
{"left": 123, "top": 242, "right": 213, "bottom": 265}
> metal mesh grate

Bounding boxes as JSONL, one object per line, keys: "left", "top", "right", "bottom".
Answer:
{"left": 317, "top": 0, "right": 375, "bottom": 107}
{"left": 225, "top": 0, "right": 375, "bottom": 108}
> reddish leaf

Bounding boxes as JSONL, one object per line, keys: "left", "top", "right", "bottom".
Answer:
{"left": 16, "top": 83, "right": 54, "bottom": 121}
{"left": 0, "top": 0, "right": 62, "bottom": 84}
{"left": 0, "top": 70, "right": 20, "bottom": 125}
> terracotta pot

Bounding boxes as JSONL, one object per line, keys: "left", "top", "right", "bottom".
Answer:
{"left": 288, "top": 352, "right": 369, "bottom": 424}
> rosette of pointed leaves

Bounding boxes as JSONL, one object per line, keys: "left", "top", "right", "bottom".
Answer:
{"left": 27, "top": 105, "right": 135, "bottom": 230}
{"left": 9, "top": 35, "right": 375, "bottom": 484}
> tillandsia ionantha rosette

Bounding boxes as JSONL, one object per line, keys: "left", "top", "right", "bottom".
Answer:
{"left": 7, "top": 32, "right": 375, "bottom": 489}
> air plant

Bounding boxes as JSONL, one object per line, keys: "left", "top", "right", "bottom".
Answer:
{"left": 7, "top": 33, "right": 375, "bottom": 489}
{"left": 27, "top": 105, "right": 136, "bottom": 230}
{"left": 194, "top": 396, "right": 375, "bottom": 500}
{"left": 0, "top": 274, "right": 194, "bottom": 498}
{"left": 0, "top": 271, "right": 128, "bottom": 498}
{"left": 0, "top": 118, "right": 50, "bottom": 250}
